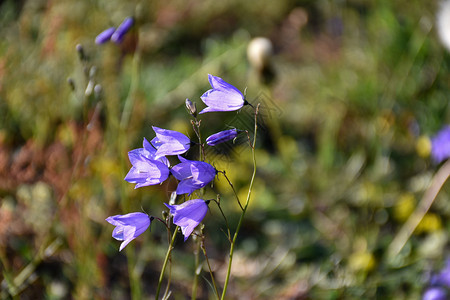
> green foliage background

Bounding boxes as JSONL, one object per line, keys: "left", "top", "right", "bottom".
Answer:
{"left": 0, "top": 0, "right": 449, "bottom": 299}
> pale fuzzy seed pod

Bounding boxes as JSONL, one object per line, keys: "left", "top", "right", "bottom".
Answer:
{"left": 437, "top": 0, "right": 450, "bottom": 51}
{"left": 247, "top": 37, "right": 273, "bottom": 71}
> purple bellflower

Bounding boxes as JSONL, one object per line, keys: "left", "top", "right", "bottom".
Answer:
{"left": 129, "top": 137, "right": 170, "bottom": 167}
{"left": 431, "top": 125, "right": 450, "bottom": 164}
{"left": 106, "top": 212, "right": 153, "bottom": 251}
{"left": 206, "top": 128, "right": 239, "bottom": 146}
{"left": 111, "top": 17, "right": 134, "bottom": 44}
{"left": 170, "top": 156, "right": 216, "bottom": 195}
{"left": 124, "top": 149, "right": 170, "bottom": 189}
{"left": 151, "top": 126, "right": 191, "bottom": 159}
{"left": 95, "top": 27, "right": 116, "bottom": 44}
{"left": 199, "top": 74, "right": 246, "bottom": 114}
{"left": 164, "top": 199, "right": 209, "bottom": 241}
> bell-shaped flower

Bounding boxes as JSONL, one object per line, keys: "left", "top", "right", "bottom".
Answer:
{"left": 95, "top": 27, "right": 116, "bottom": 44}
{"left": 164, "top": 199, "right": 209, "bottom": 241}
{"left": 151, "top": 126, "right": 191, "bottom": 159}
{"left": 206, "top": 128, "right": 239, "bottom": 146}
{"left": 128, "top": 137, "right": 170, "bottom": 167}
{"left": 111, "top": 17, "right": 134, "bottom": 44}
{"left": 106, "top": 212, "right": 152, "bottom": 251}
{"left": 124, "top": 149, "right": 170, "bottom": 188}
{"left": 431, "top": 125, "right": 450, "bottom": 163}
{"left": 170, "top": 157, "right": 216, "bottom": 195}
{"left": 199, "top": 74, "right": 246, "bottom": 114}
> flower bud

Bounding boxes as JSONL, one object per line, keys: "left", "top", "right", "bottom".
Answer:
{"left": 247, "top": 37, "right": 273, "bottom": 71}
{"left": 206, "top": 129, "right": 239, "bottom": 146}
{"left": 67, "top": 78, "right": 75, "bottom": 91}
{"left": 76, "top": 44, "right": 86, "bottom": 61}
{"left": 95, "top": 27, "right": 115, "bottom": 44}
{"left": 111, "top": 17, "right": 134, "bottom": 44}
{"left": 85, "top": 80, "right": 94, "bottom": 97}
{"left": 185, "top": 98, "right": 197, "bottom": 117}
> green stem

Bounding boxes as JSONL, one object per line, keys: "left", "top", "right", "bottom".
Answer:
{"left": 221, "top": 105, "right": 259, "bottom": 300}
{"left": 155, "top": 227, "right": 178, "bottom": 300}
{"left": 191, "top": 238, "right": 201, "bottom": 300}
{"left": 201, "top": 240, "right": 220, "bottom": 299}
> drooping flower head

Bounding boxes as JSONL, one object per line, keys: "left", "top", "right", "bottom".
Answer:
{"left": 95, "top": 27, "right": 116, "bottom": 44}
{"left": 170, "top": 156, "right": 216, "bottom": 195}
{"left": 151, "top": 126, "right": 191, "bottom": 159}
{"left": 206, "top": 128, "right": 240, "bottom": 146}
{"left": 431, "top": 125, "right": 450, "bottom": 163}
{"left": 124, "top": 148, "right": 170, "bottom": 188}
{"left": 111, "top": 17, "right": 134, "bottom": 44}
{"left": 164, "top": 199, "right": 209, "bottom": 241}
{"left": 199, "top": 74, "right": 246, "bottom": 114}
{"left": 106, "top": 212, "right": 153, "bottom": 251}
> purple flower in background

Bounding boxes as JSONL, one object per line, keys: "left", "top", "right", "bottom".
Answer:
{"left": 152, "top": 126, "right": 191, "bottom": 159}
{"left": 124, "top": 149, "right": 170, "bottom": 188}
{"left": 206, "top": 129, "right": 239, "bottom": 146}
{"left": 199, "top": 74, "right": 246, "bottom": 114}
{"left": 111, "top": 17, "right": 134, "bottom": 44}
{"left": 431, "top": 259, "right": 450, "bottom": 287}
{"left": 164, "top": 199, "right": 209, "bottom": 241}
{"left": 171, "top": 156, "right": 216, "bottom": 195}
{"left": 95, "top": 27, "right": 116, "bottom": 44}
{"left": 422, "top": 287, "right": 447, "bottom": 300}
{"left": 106, "top": 212, "right": 152, "bottom": 251}
{"left": 431, "top": 125, "right": 450, "bottom": 163}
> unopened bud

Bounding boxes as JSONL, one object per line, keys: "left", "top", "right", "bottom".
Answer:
{"left": 94, "top": 84, "right": 102, "bottom": 99}
{"left": 85, "top": 80, "right": 94, "bottom": 97}
{"left": 247, "top": 37, "right": 273, "bottom": 71}
{"left": 89, "top": 66, "right": 97, "bottom": 79}
{"left": 76, "top": 44, "right": 86, "bottom": 61}
{"left": 169, "top": 191, "right": 177, "bottom": 205}
{"left": 185, "top": 98, "right": 197, "bottom": 117}
{"left": 67, "top": 78, "right": 75, "bottom": 91}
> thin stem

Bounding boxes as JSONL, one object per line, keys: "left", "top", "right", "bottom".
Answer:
{"left": 155, "top": 227, "right": 178, "bottom": 300}
{"left": 387, "top": 160, "right": 450, "bottom": 259}
{"left": 219, "top": 171, "right": 243, "bottom": 211}
{"left": 221, "top": 104, "right": 259, "bottom": 300}
{"left": 200, "top": 238, "right": 220, "bottom": 299}
{"left": 120, "top": 34, "right": 141, "bottom": 130}
{"left": 191, "top": 118, "right": 205, "bottom": 161}
{"left": 213, "top": 196, "right": 231, "bottom": 241}
{"left": 191, "top": 238, "right": 201, "bottom": 300}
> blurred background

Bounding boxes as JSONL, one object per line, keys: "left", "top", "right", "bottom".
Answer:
{"left": 0, "top": 0, "right": 449, "bottom": 299}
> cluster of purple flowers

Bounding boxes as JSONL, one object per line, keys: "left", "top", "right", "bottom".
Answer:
{"left": 107, "top": 75, "right": 248, "bottom": 250}
{"left": 423, "top": 259, "right": 450, "bottom": 300}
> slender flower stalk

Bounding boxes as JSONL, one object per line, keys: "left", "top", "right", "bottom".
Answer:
{"left": 155, "top": 227, "right": 178, "bottom": 300}
{"left": 387, "top": 159, "right": 450, "bottom": 259}
{"left": 221, "top": 104, "right": 259, "bottom": 299}
{"left": 200, "top": 237, "right": 219, "bottom": 299}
